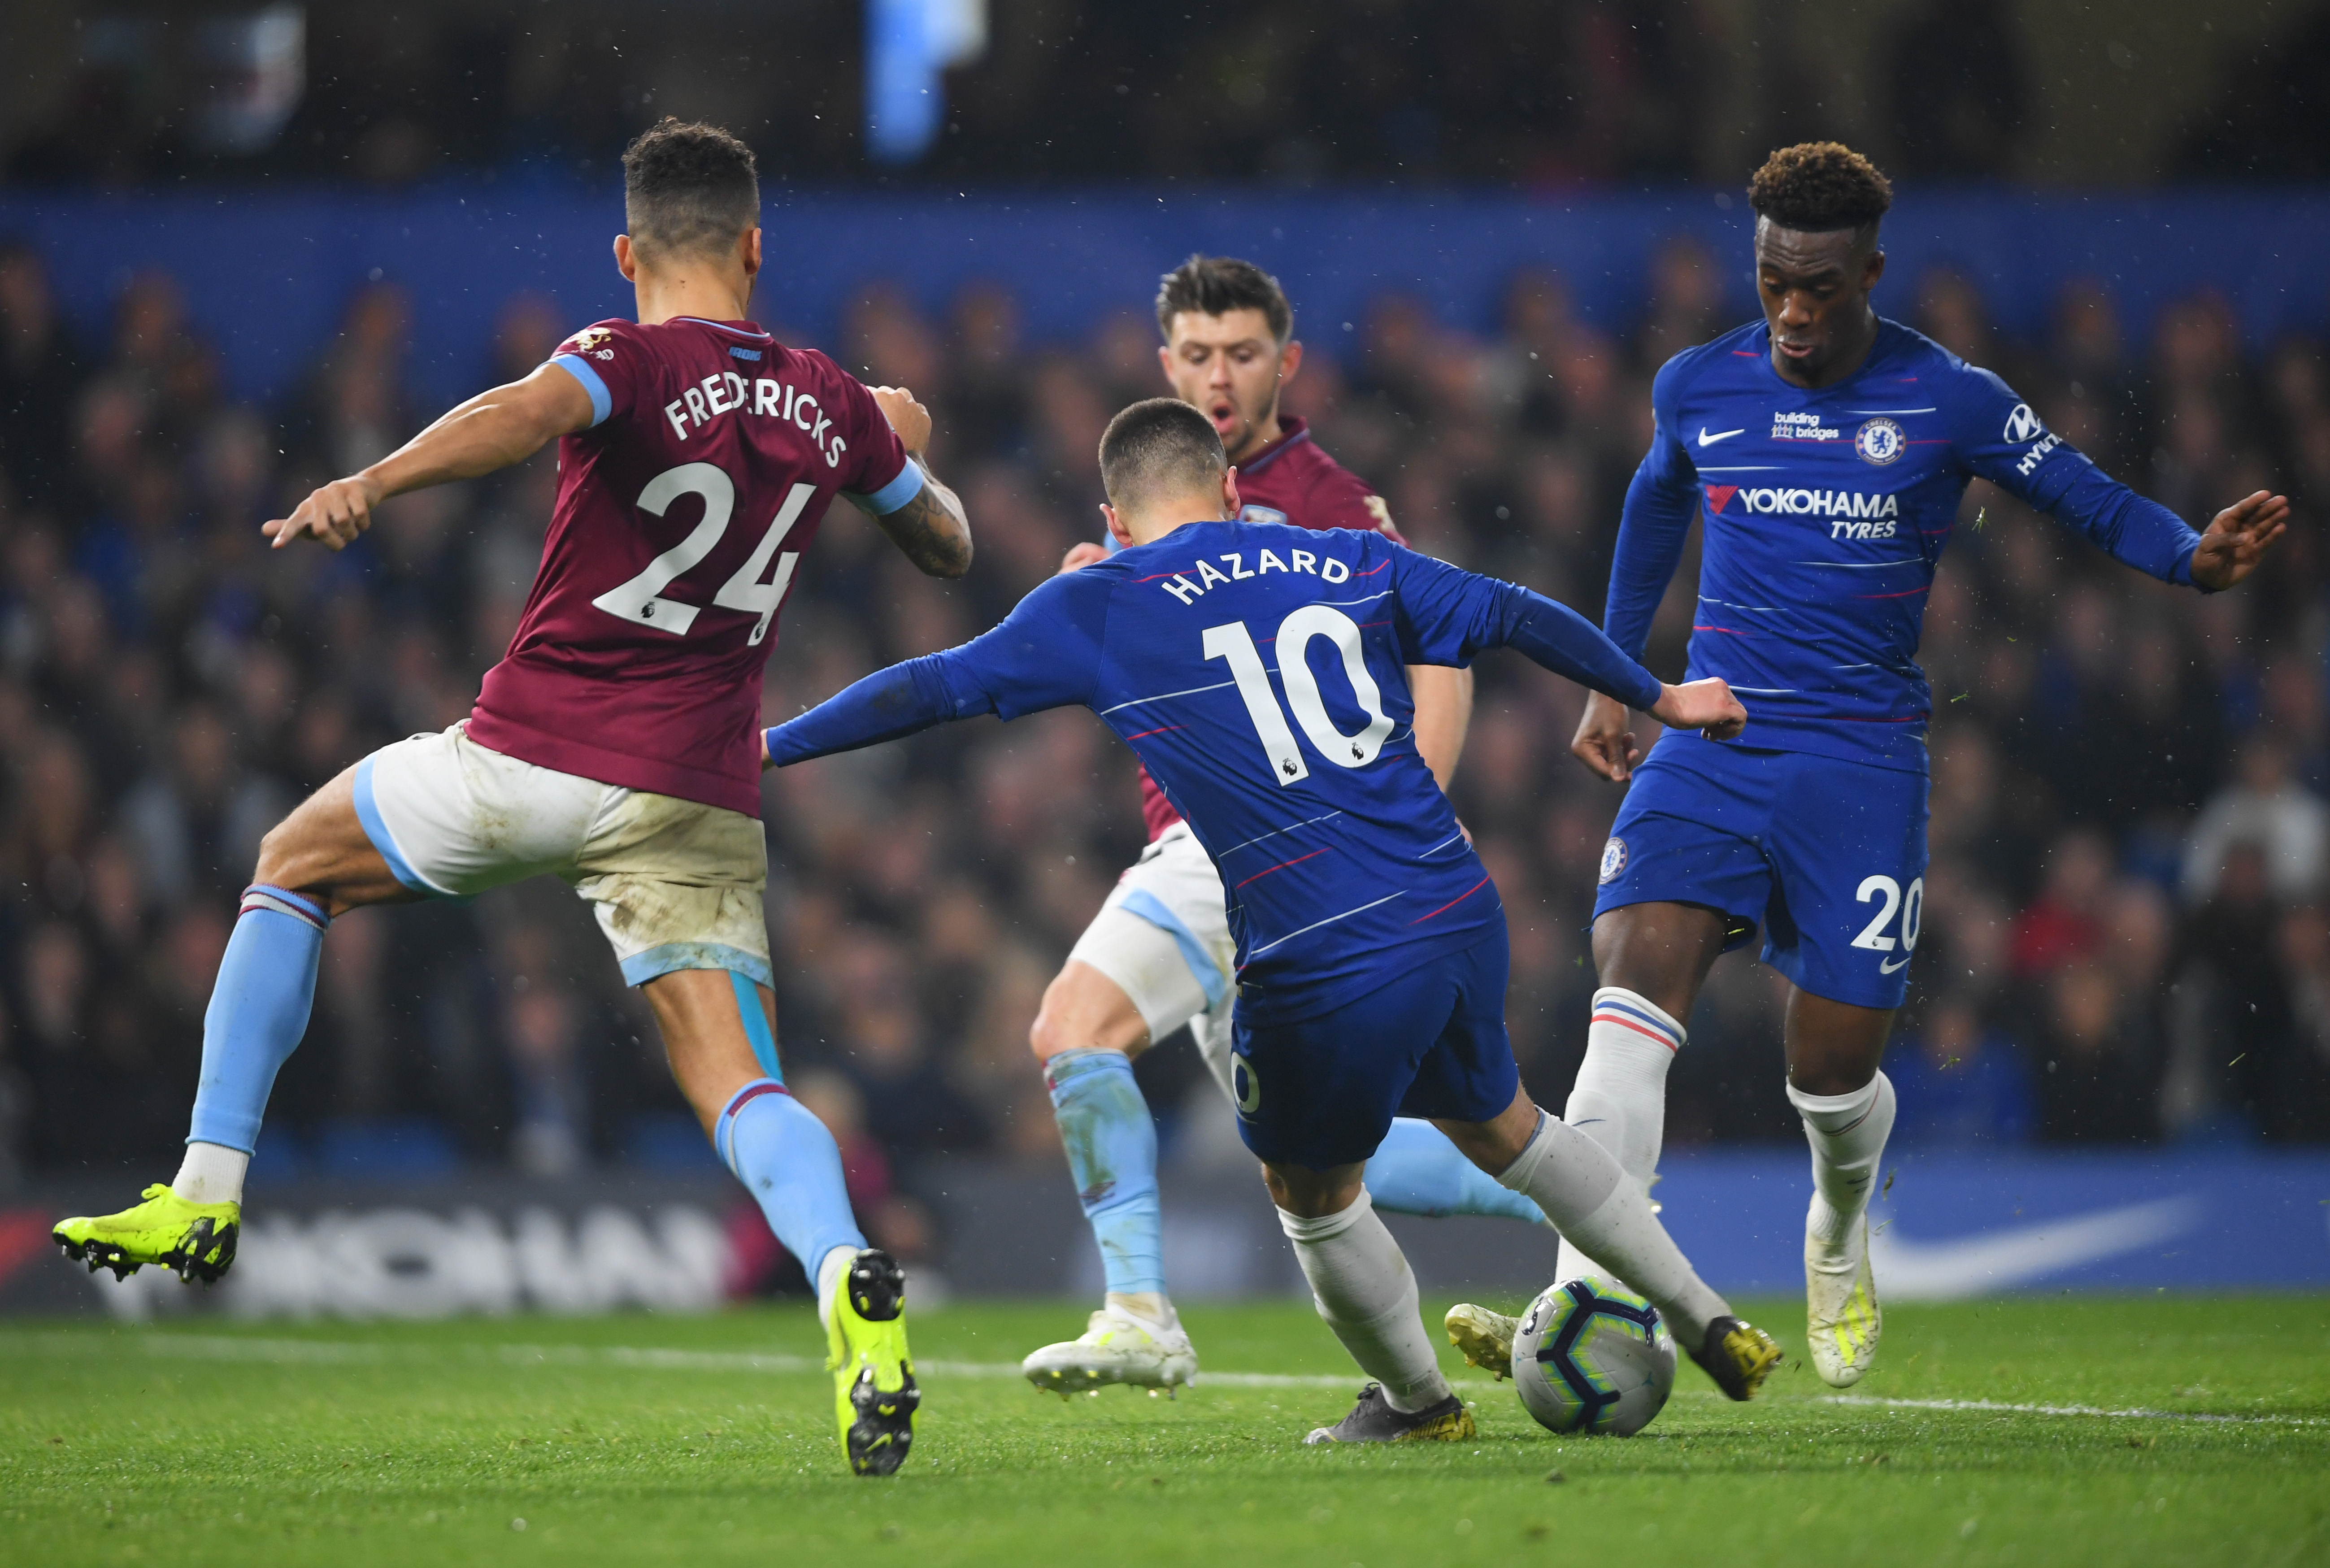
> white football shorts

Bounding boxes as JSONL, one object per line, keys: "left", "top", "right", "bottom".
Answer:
{"left": 352, "top": 723, "right": 770, "bottom": 988}
{"left": 1066, "top": 822, "right": 1239, "bottom": 1099}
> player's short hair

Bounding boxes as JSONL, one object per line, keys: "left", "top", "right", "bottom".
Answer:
{"left": 1748, "top": 142, "right": 1894, "bottom": 243}
{"left": 1155, "top": 255, "right": 1293, "bottom": 344}
{"left": 1100, "top": 397, "right": 1228, "bottom": 513}
{"left": 622, "top": 118, "right": 760, "bottom": 264}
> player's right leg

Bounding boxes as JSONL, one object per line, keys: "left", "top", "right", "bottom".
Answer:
{"left": 1548, "top": 738, "right": 1773, "bottom": 1285}
{"left": 53, "top": 761, "right": 421, "bottom": 1283}
{"left": 1759, "top": 748, "right": 1924, "bottom": 1388}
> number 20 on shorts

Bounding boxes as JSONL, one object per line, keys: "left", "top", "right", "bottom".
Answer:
{"left": 1850, "top": 873, "right": 1923, "bottom": 971}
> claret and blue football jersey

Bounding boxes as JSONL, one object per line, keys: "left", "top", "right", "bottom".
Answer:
{"left": 1606, "top": 317, "right": 2204, "bottom": 775}
{"left": 767, "top": 519, "right": 1664, "bottom": 1023}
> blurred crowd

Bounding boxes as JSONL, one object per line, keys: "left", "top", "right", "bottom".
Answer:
{"left": 9, "top": 1, "right": 2326, "bottom": 188}
{"left": 3, "top": 228, "right": 2329, "bottom": 1214}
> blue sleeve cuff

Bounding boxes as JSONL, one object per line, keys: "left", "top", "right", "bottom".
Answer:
{"left": 549, "top": 354, "right": 613, "bottom": 427}
{"left": 861, "top": 458, "right": 923, "bottom": 515}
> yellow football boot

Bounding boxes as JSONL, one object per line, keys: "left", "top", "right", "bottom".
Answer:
{"left": 54, "top": 1185, "right": 239, "bottom": 1284}
{"left": 825, "top": 1249, "right": 919, "bottom": 1476}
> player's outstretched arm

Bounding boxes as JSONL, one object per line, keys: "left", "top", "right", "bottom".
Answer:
{"left": 861, "top": 386, "right": 973, "bottom": 579}
{"left": 2189, "top": 490, "right": 2292, "bottom": 591}
{"left": 765, "top": 570, "right": 1104, "bottom": 768}
{"left": 263, "top": 365, "right": 593, "bottom": 551}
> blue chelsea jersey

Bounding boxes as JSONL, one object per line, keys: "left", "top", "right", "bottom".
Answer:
{"left": 1606, "top": 318, "right": 2203, "bottom": 774}
{"left": 768, "top": 519, "right": 1662, "bottom": 1023}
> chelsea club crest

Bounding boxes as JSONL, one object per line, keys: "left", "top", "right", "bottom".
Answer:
{"left": 1854, "top": 417, "right": 1905, "bottom": 466}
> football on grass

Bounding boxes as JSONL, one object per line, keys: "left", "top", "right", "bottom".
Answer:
{"left": 1513, "top": 1277, "right": 1677, "bottom": 1437}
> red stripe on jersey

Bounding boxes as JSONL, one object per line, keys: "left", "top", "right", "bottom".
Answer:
{"left": 1234, "top": 847, "right": 1331, "bottom": 888}
{"left": 1122, "top": 724, "right": 1187, "bottom": 742}
{"left": 1408, "top": 874, "right": 1492, "bottom": 924}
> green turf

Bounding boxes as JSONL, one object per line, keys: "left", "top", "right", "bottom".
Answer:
{"left": 3, "top": 1294, "right": 2326, "bottom": 1566}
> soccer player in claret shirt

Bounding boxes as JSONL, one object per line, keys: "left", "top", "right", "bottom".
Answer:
{"left": 1444, "top": 142, "right": 2290, "bottom": 1393}
{"left": 767, "top": 398, "right": 1782, "bottom": 1440}
{"left": 52, "top": 120, "right": 972, "bottom": 1477}
{"left": 1019, "top": 257, "right": 1545, "bottom": 1397}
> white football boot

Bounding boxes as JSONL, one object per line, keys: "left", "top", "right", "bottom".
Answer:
{"left": 1022, "top": 1304, "right": 1197, "bottom": 1397}
{"left": 1805, "top": 1204, "right": 1881, "bottom": 1388}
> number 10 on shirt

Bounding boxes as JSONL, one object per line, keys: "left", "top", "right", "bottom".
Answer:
{"left": 1203, "top": 605, "right": 1395, "bottom": 785}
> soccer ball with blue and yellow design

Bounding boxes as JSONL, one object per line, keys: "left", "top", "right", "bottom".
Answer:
{"left": 1512, "top": 1277, "right": 1677, "bottom": 1437}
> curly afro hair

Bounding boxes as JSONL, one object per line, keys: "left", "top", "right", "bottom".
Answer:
{"left": 1747, "top": 143, "right": 1893, "bottom": 236}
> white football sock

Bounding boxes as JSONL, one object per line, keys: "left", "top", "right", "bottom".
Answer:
{"left": 814, "top": 1243, "right": 859, "bottom": 1331}
{"left": 1499, "top": 1111, "right": 1728, "bottom": 1353}
{"left": 171, "top": 1142, "right": 249, "bottom": 1206}
{"left": 1554, "top": 987, "right": 1683, "bottom": 1281}
{"left": 1278, "top": 1191, "right": 1449, "bottom": 1414}
{"left": 1787, "top": 1073, "right": 1897, "bottom": 1247}
{"left": 1105, "top": 1291, "right": 1179, "bottom": 1330}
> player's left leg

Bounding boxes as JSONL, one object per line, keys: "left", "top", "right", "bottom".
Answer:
{"left": 1762, "top": 750, "right": 1926, "bottom": 1388}
{"left": 1782, "top": 988, "right": 1897, "bottom": 1389}
{"left": 1266, "top": 1162, "right": 1474, "bottom": 1444}
{"left": 1188, "top": 985, "right": 1544, "bottom": 1227}
{"left": 572, "top": 791, "right": 911, "bottom": 1476}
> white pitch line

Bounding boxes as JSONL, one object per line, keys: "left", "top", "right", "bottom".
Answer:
{"left": 9, "top": 1332, "right": 1357, "bottom": 1389}
{"left": 17, "top": 1334, "right": 2325, "bottom": 1421}
{"left": 1815, "top": 1394, "right": 2329, "bottom": 1429}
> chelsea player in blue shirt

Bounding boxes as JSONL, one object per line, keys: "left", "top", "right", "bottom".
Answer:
{"left": 766, "top": 398, "right": 1784, "bottom": 1441}
{"left": 1448, "top": 143, "right": 2290, "bottom": 1394}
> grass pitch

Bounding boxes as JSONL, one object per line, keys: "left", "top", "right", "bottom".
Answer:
{"left": 2, "top": 1294, "right": 2325, "bottom": 1566}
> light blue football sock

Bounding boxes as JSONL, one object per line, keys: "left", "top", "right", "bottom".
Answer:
{"left": 1046, "top": 1047, "right": 1166, "bottom": 1296}
{"left": 715, "top": 1079, "right": 866, "bottom": 1277}
{"left": 1365, "top": 1116, "right": 1548, "bottom": 1224}
{"left": 185, "top": 886, "right": 331, "bottom": 1155}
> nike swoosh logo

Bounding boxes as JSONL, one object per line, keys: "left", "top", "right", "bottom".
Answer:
{"left": 1879, "top": 955, "right": 1911, "bottom": 973}
{"left": 1697, "top": 427, "right": 1746, "bottom": 446}
{"left": 1867, "top": 1195, "right": 2202, "bottom": 1301}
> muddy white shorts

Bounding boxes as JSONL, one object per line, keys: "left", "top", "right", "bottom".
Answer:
{"left": 352, "top": 724, "right": 770, "bottom": 988}
{"left": 1066, "top": 821, "right": 1240, "bottom": 1099}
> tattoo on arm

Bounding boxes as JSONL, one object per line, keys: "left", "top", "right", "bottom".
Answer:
{"left": 871, "top": 460, "right": 974, "bottom": 578}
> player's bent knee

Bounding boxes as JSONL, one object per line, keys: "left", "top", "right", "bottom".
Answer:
{"left": 1263, "top": 1162, "right": 1366, "bottom": 1219}
{"left": 1029, "top": 963, "right": 1149, "bottom": 1062}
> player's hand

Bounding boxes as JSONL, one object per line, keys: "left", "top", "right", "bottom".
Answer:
{"left": 2190, "top": 489, "right": 2291, "bottom": 591}
{"left": 1651, "top": 678, "right": 1748, "bottom": 743}
{"left": 264, "top": 473, "right": 384, "bottom": 552}
{"left": 870, "top": 385, "right": 932, "bottom": 456}
{"left": 1571, "top": 690, "right": 1644, "bottom": 782}
{"left": 1058, "top": 541, "right": 1108, "bottom": 574}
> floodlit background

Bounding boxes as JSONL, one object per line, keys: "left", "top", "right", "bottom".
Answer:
{"left": 0, "top": 1, "right": 2326, "bottom": 1315}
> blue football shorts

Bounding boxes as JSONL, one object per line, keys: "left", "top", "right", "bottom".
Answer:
{"left": 1591, "top": 735, "right": 1930, "bottom": 1010}
{"left": 1228, "top": 925, "right": 1520, "bottom": 1169}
